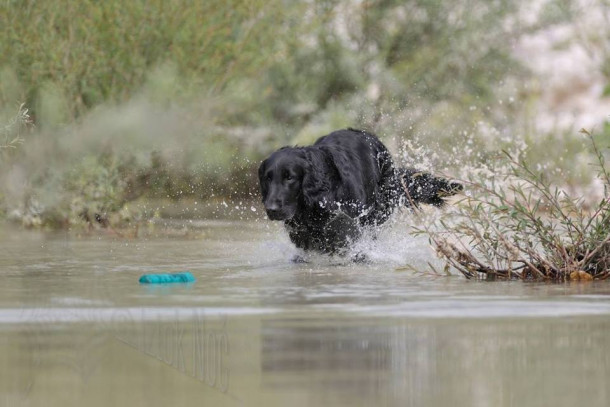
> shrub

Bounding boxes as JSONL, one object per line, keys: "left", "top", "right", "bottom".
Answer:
{"left": 416, "top": 129, "right": 609, "bottom": 281}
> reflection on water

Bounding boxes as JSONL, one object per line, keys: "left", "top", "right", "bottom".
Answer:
{"left": 261, "top": 318, "right": 610, "bottom": 406}
{"left": 1, "top": 222, "right": 609, "bottom": 406}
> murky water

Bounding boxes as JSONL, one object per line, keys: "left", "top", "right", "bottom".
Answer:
{"left": 1, "top": 220, "right": 609, "bottom": 406}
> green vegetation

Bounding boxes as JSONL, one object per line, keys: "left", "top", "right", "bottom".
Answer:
{"left": 0, "top": 0, "right": 608, "bottom": 231}
{"left": 1, "top": 0, "right": 284, "bottom": 118}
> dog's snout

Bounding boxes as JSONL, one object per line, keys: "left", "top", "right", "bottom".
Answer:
{"left": 265, "top": 201, "right": 286, "bottom": 220}
{"left": 265, "top": 201, "right": 280, "bottom": 212}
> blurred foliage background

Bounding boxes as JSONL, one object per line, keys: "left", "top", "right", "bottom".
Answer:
{"left": 1, "top": 0, "right": 609, "bottom": 229}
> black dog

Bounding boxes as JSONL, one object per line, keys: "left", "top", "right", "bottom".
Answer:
{"left": 258, "top": 128, "right": 461, "bottom": 254}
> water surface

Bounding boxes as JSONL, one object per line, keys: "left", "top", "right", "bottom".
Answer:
{"left": 1, "top": 220, "right": 609, "bottom": 406}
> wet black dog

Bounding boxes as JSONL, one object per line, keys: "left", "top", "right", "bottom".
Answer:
{"left": 258, "top": 128, "right": 461, "bottom": 254}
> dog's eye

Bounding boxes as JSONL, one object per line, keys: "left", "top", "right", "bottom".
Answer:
{"left": 285, "top": 174, "right": 293, "bottom": 181}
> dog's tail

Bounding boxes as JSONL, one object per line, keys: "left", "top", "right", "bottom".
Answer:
{"left": 397, "top": 168, "right": 463, "bottom": 207}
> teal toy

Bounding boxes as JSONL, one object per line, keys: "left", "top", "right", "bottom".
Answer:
{"left": 139, "top": 272, "right": 196, "bottom": 284}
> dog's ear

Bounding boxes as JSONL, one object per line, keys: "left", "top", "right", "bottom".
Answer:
{"left": 301, "top": 150, "right": 332, "bottom": 209}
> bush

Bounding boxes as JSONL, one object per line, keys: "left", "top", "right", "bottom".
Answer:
{"left": 416, "top": 129, "right": 609, "bottom": 281}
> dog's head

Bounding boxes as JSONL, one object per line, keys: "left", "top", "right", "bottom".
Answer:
{"left": 258, "top": 147, "right": 332, "bottom": 221}
{"left": 258, "top": 148, "right": 307, "bottom": 220}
